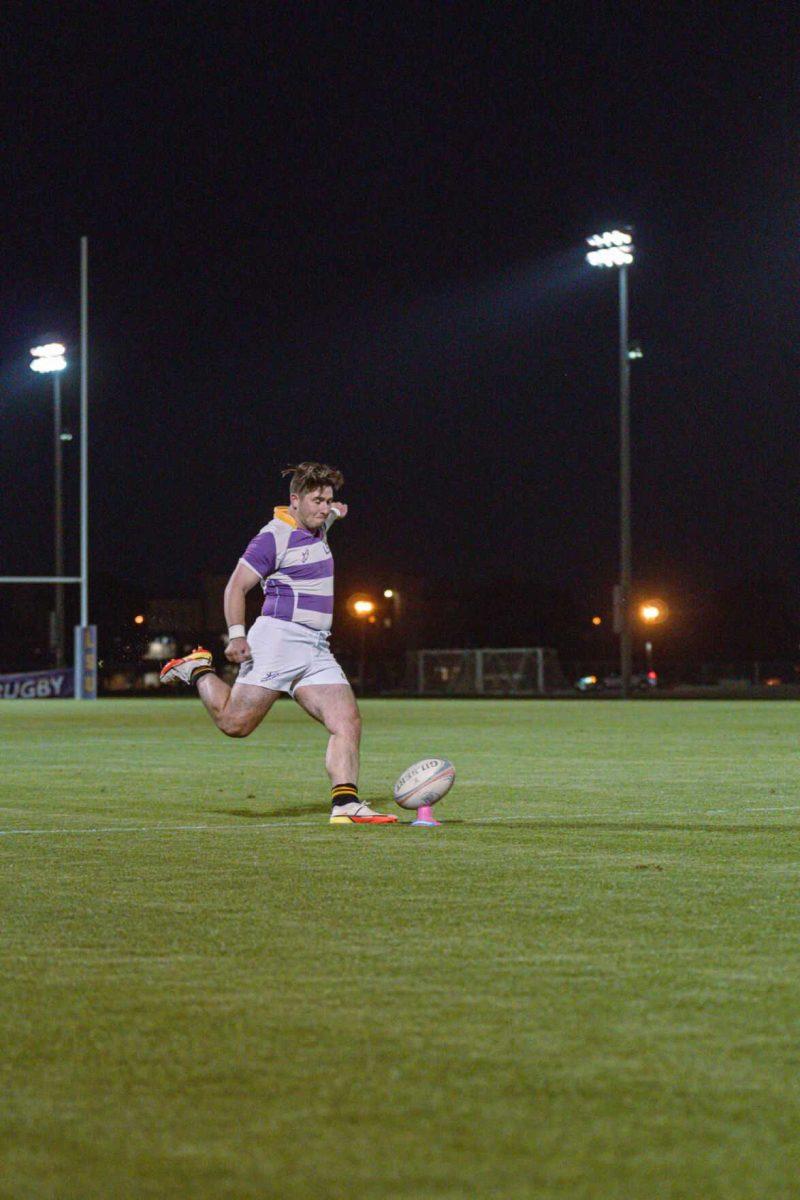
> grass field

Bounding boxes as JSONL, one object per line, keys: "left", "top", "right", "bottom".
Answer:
{"left": 1, "top": 698, "right": 798, "bottom": 1199}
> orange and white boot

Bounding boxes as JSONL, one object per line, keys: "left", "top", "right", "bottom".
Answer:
{"left": 159, "top": 647, "right": 214, "bottom": 686}
{"left": 330, "top": 801, "right": 398, "bottom": 825}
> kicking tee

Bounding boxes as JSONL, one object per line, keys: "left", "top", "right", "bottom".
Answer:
{"left": 239, "top": 506, "right": 335, "bottom": 632}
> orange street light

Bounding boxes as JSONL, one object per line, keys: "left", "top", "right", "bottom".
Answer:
{"left": 347, "top": 594, "right": 379, "bottom": 690}
{"left": 347, "top": 593, "right": 377, "bottom": 619}
{"left": 639, "top": 599, "right": 668, "bottom": 624}
{"left": 591, "top": 615, "right": 602, "bottom": 626}
{"left": 134, "top": 614, "right": 145, "bottom": 626}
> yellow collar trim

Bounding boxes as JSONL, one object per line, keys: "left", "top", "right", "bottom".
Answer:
{"left": 273, "top": 506, "right": 297, "bottom": 528}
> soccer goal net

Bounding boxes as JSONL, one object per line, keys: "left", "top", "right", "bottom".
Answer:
{"left": 413, "top": 648, "right": 567, "bottom": 696}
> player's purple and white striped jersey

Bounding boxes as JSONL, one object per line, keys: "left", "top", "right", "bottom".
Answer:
{"left": 239, "top": 507, "right": 335, "bottom": 632}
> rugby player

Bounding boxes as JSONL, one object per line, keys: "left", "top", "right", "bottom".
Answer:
{"left": 160, "top": 462, "right": 397, "bottom": 825}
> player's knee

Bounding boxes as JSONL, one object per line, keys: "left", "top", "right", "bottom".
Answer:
{"left": 337, "top": 710, "right": 361, "bottom": 744}
{"left": 219, "top": 713, "right": 254, "bottom": 738}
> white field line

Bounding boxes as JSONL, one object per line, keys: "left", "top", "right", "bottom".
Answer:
{"left": 1, "top": 805, "right": 800, "bottom": 839}
{"left": 704, "top": 804, "right": 800, "bottom": 814}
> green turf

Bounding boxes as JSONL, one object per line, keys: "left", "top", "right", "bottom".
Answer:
{"left": 1, "top": 699, "right": 798, "bottom": 1199}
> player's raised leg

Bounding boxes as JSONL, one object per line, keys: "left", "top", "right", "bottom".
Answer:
{"left": 160, "top": 648, "right": 280, "bottom": 736}
{"left": 197, "top": 677, "right": 281, "bottom": 737}
{"left": 293, "top": 683, "right": 397, "bottom": 823}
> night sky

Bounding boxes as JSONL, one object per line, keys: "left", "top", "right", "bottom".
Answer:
{"left": 2, "top": 6, "right": 797, "bottom": 631}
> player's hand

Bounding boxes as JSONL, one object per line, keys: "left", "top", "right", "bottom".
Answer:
{"left": 225, "top": 636, "right": 252, "bottom": 664}
{"left": 332, "top": 502, "right": 348, "bottom": 519}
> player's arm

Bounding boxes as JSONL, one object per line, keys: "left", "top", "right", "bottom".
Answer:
{"left": 223, "top": 560, "right": 261, "bottom": 663}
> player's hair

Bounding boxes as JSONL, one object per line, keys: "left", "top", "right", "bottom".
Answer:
{"left": 281, "top": 462, "right": 344, "bottom": 497}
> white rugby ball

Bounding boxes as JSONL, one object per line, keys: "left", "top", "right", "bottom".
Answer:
{"left": 393, "top": 758, "right": 455, "bottom": 810}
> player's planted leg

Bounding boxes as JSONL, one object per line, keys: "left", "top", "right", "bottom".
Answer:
{"left": 293, "top": 683, "right": 397, "bottom": 823}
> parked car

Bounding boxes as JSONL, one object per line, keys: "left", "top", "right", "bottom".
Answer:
{"left": 575, "top": 671, "right": 657, "bottom": 693}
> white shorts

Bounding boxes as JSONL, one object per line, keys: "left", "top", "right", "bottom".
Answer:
{"left": 235, "top": 616, "right": 349, "bottom": 696}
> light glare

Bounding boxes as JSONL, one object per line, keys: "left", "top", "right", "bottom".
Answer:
{"left": 353, "top": 599, "right": 375, "bottom": 616}
{"left": 586, "top": 247, "right": 634, "bottom": 268}
{"left": 586, "top": 230, "right": 632, "bottom": 249}
{"left": 31, "top": 342, "right": 66, "bottom": 357}
{"left": 30, "top": 355, "right": 67, "bottom": 373}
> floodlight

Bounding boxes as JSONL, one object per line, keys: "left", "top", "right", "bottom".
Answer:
{"left": 586, "top": 229, "right": 634, "bottom": 268}
{"left": 353, "top": 599, "right": 375, "bottom": 616}
{"left": 586, "top": 246, "right": 634, "bottom": 268}
{"left": 30, "top": 355, "right": 67, "bottom": 373}
{"left": 586, "top": 231, "right": 632, "bottom": 249}
{"left": 383, "top": 589, "right": 394, "bottom": 598}
{"left": 30, "top": 342, "right": 66, "bottom": 358}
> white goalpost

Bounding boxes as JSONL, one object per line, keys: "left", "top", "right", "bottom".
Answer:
{"left": 0, "top": 238, "right": 96, "bottom": 699}
{"left": 413, "top": 647, "right": 567, "bottom": 696}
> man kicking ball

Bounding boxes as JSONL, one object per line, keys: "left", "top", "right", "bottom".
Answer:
{"left": 160, "top": 462, "right": 397, "bottom": 825}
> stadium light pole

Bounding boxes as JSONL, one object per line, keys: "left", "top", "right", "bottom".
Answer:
{"left": 639, "top": 599, "right": 667, "bottom": 685}
{"left": 586, "top": 228, "right": 635, "bottom": 697}
{"left": 348, "top": 595, "right": 376, "bottom": 691}
{"left": 30, "top": 342, "right": 68, "bottom": 667}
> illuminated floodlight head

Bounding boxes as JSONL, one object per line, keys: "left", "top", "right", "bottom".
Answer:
{"left": 383, "top": 589, "right": 394, "bottom": 599}
{"left": 30, "top": 342, "right": 67, "bottom": 373}
{"left": 30, "top": 354, "right": 67, "bottom": 373}
{"left": 353, "top": 599, "right": 375, "bottom": 616}
{"left": 586, "top": 231, "right": 632, "bottom": 249}
{"left": 586, "top": 229, "right": 634, "bottom": 268}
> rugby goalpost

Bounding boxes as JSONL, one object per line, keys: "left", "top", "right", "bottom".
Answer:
{"left": 0, "top": 238, "right": 97, "bottom": 699}
{"left": 414, "top": 647, "right": 567, "bottom": 696}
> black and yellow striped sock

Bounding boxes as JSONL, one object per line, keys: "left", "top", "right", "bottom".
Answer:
{"left": 331, "top": 783, "right": 359, "bottom": 809}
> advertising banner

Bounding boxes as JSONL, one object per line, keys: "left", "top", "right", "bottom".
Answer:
{"left": 0, "top": 668, "right": 75, "bottom": 699}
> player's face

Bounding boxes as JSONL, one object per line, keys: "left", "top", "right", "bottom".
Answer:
{"left": 293, "top": 486, "right": 334, "bottom": 532}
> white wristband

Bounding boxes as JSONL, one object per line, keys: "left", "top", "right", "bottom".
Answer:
{"left": 228, "top": 624, "right": 246, "bottom": 640}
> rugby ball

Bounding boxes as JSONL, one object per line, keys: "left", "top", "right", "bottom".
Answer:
{"left": 393, "top": 758, "right": 455, "bottom": 810}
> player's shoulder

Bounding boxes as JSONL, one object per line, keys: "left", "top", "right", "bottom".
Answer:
{"left": 258, "top": 509, "right": 295, "bottom": 544}
{"left": 258, "top": 517, "right": 288, "bottom": 539}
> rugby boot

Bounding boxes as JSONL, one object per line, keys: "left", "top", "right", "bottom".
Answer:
{"left": 159, "top": 647, "right": 214, "bottom": 685}
{"left": 330, "top": 801, "right": 398, "bottom": 825}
